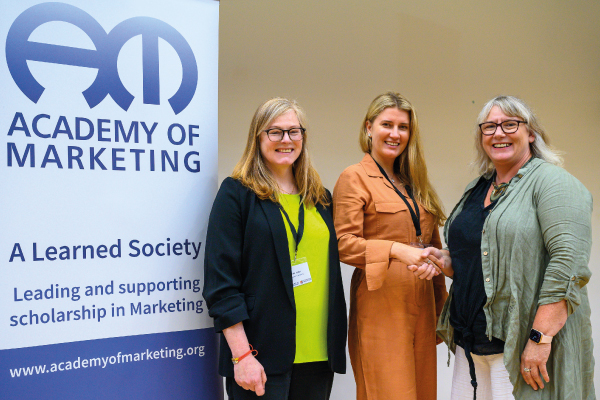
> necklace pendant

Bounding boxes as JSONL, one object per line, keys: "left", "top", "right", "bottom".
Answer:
{"left": 490, "top": 182, "right": 509, "bottom": 202}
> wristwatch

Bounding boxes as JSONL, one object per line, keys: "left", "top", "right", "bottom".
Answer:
{"left": 529, "top": 328, "right": 553, "bottom": 344}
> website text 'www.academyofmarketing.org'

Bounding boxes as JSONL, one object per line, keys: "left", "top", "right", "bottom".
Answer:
{"left": 9, "top": 345, "right": 205, "bottom": 378}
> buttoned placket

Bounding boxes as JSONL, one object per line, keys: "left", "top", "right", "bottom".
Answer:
{"left": 439, "top": 159, "right": 551, "bottom": 371}
{"left": 480, "top": 170, "right": 527, "bottom": 339}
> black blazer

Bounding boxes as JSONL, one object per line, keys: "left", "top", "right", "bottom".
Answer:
{"left": 203, "top": 177, "right": 347, "bottom": 377}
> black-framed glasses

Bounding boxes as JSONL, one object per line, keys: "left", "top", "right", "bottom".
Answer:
{"left": 263, "top": 128, "right": 305, "bottom": 141}
{"left": 479, "top": 120, "right": 527, "bottom": 136}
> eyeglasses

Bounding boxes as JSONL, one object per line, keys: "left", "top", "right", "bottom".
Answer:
{"left": 479, "top": 120, "right": 526, "bottom": 136}
{"left": 263, "top": 128, "right": 305, "bottom": 142}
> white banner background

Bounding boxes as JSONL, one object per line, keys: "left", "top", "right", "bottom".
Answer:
{"left": 0, "top": 0, "right": 218, "bottom": 351}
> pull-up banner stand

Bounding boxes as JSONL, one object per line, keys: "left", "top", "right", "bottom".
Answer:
{"left": 0, "top": 1, "right": 221, "bottom": 399}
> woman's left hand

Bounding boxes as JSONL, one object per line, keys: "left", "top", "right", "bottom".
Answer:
{"left": 520, "top": 340, "right": 551, "bottom": 390}
{"left": 520, "top": 301, "right": 567, "bottom": 390}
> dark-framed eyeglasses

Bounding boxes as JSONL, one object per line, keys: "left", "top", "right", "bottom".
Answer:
{"left": 263, "top": 128, "right": 305, "bottom": 141}
{"left": 479, "top": 120, "right": 527, "bottom": 136}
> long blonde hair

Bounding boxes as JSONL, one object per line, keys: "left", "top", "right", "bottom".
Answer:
{"left": 473, "top": 95, "right": 563, "bottom": 175}
{"left": 360, "top": 92, "right": 446, "bottom": 224}
{"left": 232, "top": 98, "right": 328, "bottom": 207}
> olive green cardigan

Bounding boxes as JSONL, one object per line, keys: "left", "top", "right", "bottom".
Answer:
{"left": 437, "top": 158, "right": 595, "bottom": 399}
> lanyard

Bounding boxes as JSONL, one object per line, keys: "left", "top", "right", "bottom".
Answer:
{"left": 372, "top": 158, "right": 422, "bottom": 239}
{"left": 278, "top": 200, "right": 304, "bottom": 262}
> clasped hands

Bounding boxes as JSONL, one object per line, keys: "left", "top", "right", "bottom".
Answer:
{"left": 391, "top": 243, "right": 453, "bottom": 280}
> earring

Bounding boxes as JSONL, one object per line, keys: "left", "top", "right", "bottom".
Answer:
{"left": 367, "top": 132, "right": 371, "bottom": 138}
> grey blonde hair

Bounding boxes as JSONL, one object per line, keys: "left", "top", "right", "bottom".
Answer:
{"left": 474, "top": 95, "right": 563, "bottom": 175}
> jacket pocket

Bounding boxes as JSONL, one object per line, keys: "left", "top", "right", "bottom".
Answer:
{"left": 374, "top": 202, "right": 407, "bottom": 214}
{"left": 374, "top": 201, "right": 409, "bottom": 240}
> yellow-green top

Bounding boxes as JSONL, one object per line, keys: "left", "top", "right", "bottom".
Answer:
{"left": 279, "top": 194, "right": 329, "bottom": 363}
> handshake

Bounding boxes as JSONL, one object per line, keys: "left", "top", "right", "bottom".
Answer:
{"left": 390, "top": 243, "right": 454, "bottom": 280}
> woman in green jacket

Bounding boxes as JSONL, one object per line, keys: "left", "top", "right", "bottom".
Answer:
{"left": 419, "top": 95, "right": 594, "bottom": 399}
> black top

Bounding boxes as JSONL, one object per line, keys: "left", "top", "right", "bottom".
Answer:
{"left": 202, "top": 177, "right": 347, "bottom": 377}
{"left": 448, "top": 175, "right": 505, "bottom": 356}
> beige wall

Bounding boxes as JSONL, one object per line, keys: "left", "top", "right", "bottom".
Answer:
{"left": 218, "top": 1, "right": 600, "bottom": 398}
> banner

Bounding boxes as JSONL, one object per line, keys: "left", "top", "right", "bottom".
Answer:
{"left": 0, "top": 0, "right": 221, "bottom": 398}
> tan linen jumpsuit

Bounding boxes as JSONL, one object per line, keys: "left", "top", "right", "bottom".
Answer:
{"left": 333, "top": 154, "right": 448, "bottom": 400}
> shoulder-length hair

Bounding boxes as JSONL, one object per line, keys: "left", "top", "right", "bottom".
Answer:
{"left": 359, "top": 92, "right": 446, "bottom": 225}
{"left": 231, "top": 97, "right": 328, "bottom": 207}
{"left": 474, "top": 95, "right": 563, "bottom": 175}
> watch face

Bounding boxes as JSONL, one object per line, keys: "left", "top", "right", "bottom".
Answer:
{"left": 529, "top": 329, "right": 542, "bottom": 343}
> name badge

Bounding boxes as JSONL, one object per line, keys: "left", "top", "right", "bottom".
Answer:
{"left": 291, "top": 257, "right": 312, "bottom": 287}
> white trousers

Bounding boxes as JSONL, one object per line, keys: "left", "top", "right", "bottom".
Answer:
{"left": 451, "top": 345, "right": 515, "bottom": 400}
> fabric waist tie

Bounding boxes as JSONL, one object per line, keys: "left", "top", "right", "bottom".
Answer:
{"left": 461, "top": 330, "right": 478, "bottom": 400}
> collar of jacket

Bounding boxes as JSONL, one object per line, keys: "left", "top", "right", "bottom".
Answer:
{"left": 444, "top": 157, "right": 545, "bottom": 244}
{"left": 480, "top": 156, "right": 543, "bottom": 190}
{"left": 360, "top": 153, "right": 395, "bottom": 191}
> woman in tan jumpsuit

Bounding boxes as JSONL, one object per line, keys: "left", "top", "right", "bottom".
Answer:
{"left": 333, "top": 92, "right": 451, "bottom": 400}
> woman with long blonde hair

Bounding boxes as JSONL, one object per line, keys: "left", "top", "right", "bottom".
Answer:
{"left": 203, "top": 98, "right": 347, "bottom": 399}
{"left": 333, "top": 92, "right": 451, "bottom": 400}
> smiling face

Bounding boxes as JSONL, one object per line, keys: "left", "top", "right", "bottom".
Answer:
{"left": 259, "top": 109, "right": 303, "bottom": 175}
{"left": 366, "top": 107, "right": 410, "bottom": 167}
{"left": 482, "top": 105, "right": 534, "bottom": 172}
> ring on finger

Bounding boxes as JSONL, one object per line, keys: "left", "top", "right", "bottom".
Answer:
{"left": 523, "top": 367, "right": 531, "bottom": 373}
{"left": 426, "top": 259, "right": 432, "bottom": 264}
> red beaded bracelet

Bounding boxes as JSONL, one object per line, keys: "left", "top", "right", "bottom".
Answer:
{"left": 231, "top": 344, "right": 258, "bottom": 364}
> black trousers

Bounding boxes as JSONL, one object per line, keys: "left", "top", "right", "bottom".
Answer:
{"left": 226, "top": 361, "right": 334, "bottom": 400}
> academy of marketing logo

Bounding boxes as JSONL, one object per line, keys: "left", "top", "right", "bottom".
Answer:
{"left": 5, "top": 2, "right": 198, "bottom": 114}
